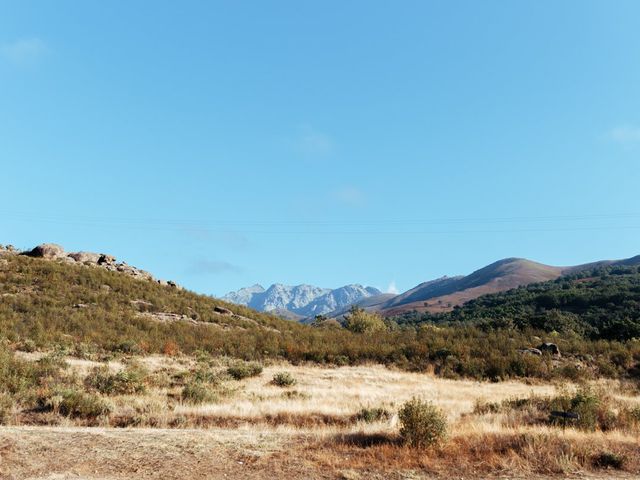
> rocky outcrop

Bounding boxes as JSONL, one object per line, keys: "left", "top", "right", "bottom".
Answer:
{"left": 0, "top": 244, "right": 17, "bottom": 254}
{"left": 214, "top": 306, "right": 233, "bottom": 315}
{"left": 67, "top": 251, "right": 102, "bottom": 263}
{"left": 538, "top": 342, "right": 561, "bottom": 357}
{"left": 518, "top": 347, "right": 543, "bottom": 356}
{"left": 18, "top": 243, "right": 181, "bottom": 289}
{"left": 24, "top": 243, "right": 66, "bottom": 259}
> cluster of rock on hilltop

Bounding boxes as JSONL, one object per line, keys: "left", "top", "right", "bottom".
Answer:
{"left": 0, "top": 243, "right": 181, "bottom": 289}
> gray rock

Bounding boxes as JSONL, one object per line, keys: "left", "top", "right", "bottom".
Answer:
{"left": 537, "top": 342, "right": 561, "bottom": 357}
{"left": 214, "top": 306, "right": 233, "bottom": 315}
{"left": 130, "top": 299, "right": 154, "bottom": 311}
{"left": 68, "top": 252, "right": 102, "bottom": 264}
{"left": 518, "top": 348, "right": 542, "bottom": 356}
{"left": 98, "top": 254, "right": 116, "bottom": 265}
{"left": 25, "top": 243, "right": 66, "bottom": 259}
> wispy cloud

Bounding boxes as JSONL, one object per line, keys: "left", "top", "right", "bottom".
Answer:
{"left": 294, "top": 125, "right": 334, "bottom": 157}
{"left": 386, "top": 281, "right": 399, "bottom": 294}
{"left": 606, "top": 125, "right": 640, "bottom": 146}
{"left": 329, "top": 186, "right": 366, "bottom": 207}
{"left": 0, "top": 37, "right": 48, "bottom": 66}
{"left": 188, "top": 259, "right": 242, "bottom": 275}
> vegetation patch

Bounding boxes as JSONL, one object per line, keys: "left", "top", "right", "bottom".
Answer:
{"left": 354, "top": 406, "right": 391, "bottom": 423}
{"left": 398, "top": 398, "right": 447, "bottom": 448}
{"left": 85, "top": 365, "right": 147, "bottom": 395}
{"left": 181, "top": 381, "right": 219, "bottom": 404}
{"left": 227, "top": 362, "right": 263, "bottom": 380}
{"left": 271, "top": 371, "right": 296, "bottom": 387}
{"left": 42, "top": 388, "right": 112, "bottom": 420}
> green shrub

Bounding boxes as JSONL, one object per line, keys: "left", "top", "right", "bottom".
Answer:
{"left": 473, "top": 399, "right": 501, "bottom": 415}
{"left": 550, "top": 386, "right": 603, "bottom": 431}
{"left": 85, "top": 366, "right": 146, "bottom": 395}
{"left": 19, "top": 339, "right": 37, "bottom": 353}
{"left": 45, "top": 388, "right": 112, "bottom": 419}
{"left": 398, "top": 398, "right": 447, "bottom": 448}
{"left": 593, "top": 451, "right": 626, "bottom": 469}
{"left": 355, "top": 406, "right": 390, "bottom": 423}
{"left": 343, "top": 307, "right": 387, "bottom": 334}
{"left": 271, "top": 372, "right": 296, "bottom": 387}
{"left": 227, "top": 362, "right": 263, "bottom": 380}
{"left": 192, "top": 364, "right": 221, "bottom": 385}
{"left": 281, "top": 390, "right": 310, "bottom": 400}
{"left": 0, "top": 393, "right": 14, "bottom": 425}
{"left": 181, "top": 381, "right": 218, "bottom": 404}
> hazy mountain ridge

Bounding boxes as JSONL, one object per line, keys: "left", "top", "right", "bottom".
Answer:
{"left": 222, "top": 283, "right": 383, "bottom": 318}
{"left": 226, "top": 255, "right": 640, "bottom": 320}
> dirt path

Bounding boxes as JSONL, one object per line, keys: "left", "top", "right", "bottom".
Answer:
{"left": 0, "top": 426, "right": 323, "bottom": 480}
{"left": 0, "top": 426, "right": 635, "bottom": 480}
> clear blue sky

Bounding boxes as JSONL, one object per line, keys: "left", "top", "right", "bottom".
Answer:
{"left": 2, "top": 1, "right": 639, "bottom": 296}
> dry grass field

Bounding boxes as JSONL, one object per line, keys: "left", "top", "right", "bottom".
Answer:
{"left": 1, "top": 353, "right": 639, "bottom": 479}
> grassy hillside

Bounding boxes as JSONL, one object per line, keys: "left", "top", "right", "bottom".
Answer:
{"left": 379, "top": 257, "right": 640, "bottom": 315}
{"left": 380, "top": 258, "right": 565, "bottom": 315}
{"left": 1, "top": 251, "right": 639, "bottom": 382}
{"left": 396, "top": 264, "right": 640, "bottom": 342}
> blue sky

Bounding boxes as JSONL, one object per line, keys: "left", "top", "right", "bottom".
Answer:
{"left": 1, "top": 1, "right": 639, "bottom": 296}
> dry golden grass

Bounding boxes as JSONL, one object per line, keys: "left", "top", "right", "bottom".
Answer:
{"left": 170, "top": 363, "right": 556, "bottom": 429}
{"left": 3, "top": 352, "right": 639, "bottom": 479}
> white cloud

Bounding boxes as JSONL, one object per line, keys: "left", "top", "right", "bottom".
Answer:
{"left": 294, "top": 125, "right": 334, "bottom": 156}
{"left": 329, "top": 186, "right": 366, "bottom": 207}
{"left": 607, "top": 125, "right": 640, "bottom": 145}
{"left": 0, "top": 38, "right": 48, "bottom": 66}
{"left": 386, "top": 281, "right": 399, "bottom": 294}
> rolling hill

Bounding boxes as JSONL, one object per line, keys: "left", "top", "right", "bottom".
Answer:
{"left": 376, "top": 256, "right": 640, "bottom": 316}
{"left": 2, "top": 242, "right": 639, "bottom": 381}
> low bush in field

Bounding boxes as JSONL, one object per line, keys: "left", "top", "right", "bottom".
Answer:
{"left": 593, "top": 451, "right": 627, "bottom": 470}
{"left": 398, "top": 398, "right": 447, "bottom": 448}
{"left": 473, "top": 385, "right": 640, "bottom": 433}
{"left": 355, "top": 406, "right": 391, "bottom": 423}
{"left": 85, "top": 365, "right": 147, "bottom": 395}
{"left": 271, "top": 371, "right": 296, "bottom": 387}
{"left": 181, "top": 381, "right": 218, "bottom": 404}
{"left": 0, "top": 393, "right": 14, "bottom": 425}
{"left": 549, "top": 385, "right": 604, "bottom": 431}
{"left": 43, "top": 388, "right": 112, "bottom": 419}
{"left": 227, "top": 362, "right": 263, "bottom": 380}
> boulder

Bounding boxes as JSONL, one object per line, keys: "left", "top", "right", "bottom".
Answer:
{"left": 537, "top": 342, "right": 561, "bottom": 357}
{"left": 214, "top": 306, "right": 233, "bottom": 315}
{"left": 25, "top": 243, "right": 66, "bottom": 259}
{"left": 68, "top": 251, "right": 102, "bottom": 264}
{"left": 519, "top": 348, "right": 542, "bottom": 356}
{"left": 130, "top": 299, "right": 154, "bottom": 311}
{"left": 98, "top": 254, "right": 116, "bottom": 265}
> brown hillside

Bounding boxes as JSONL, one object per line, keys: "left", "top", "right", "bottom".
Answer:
{"left": 379, "top": 256, "right": 638, "bottom": 316}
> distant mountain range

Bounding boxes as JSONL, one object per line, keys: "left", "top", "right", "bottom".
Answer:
{"left": 223, "top": 255, "right": 640, "bottom": 320}
{"left": 222, "top": 283, "right": 382, "bottom": 320}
